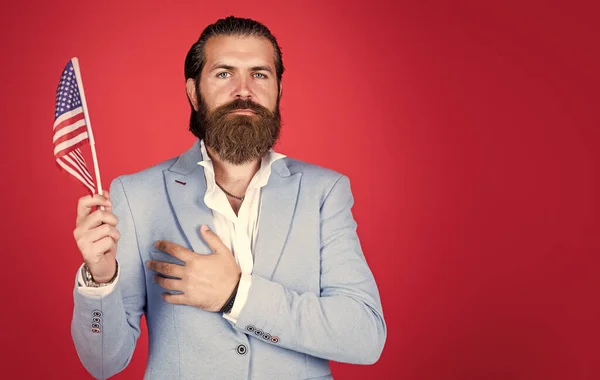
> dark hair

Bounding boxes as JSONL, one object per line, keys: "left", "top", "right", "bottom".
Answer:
{"left": 184, "top": 16, "right": 285, "bottom": 139}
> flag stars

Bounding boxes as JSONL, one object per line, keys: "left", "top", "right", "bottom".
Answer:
{"left": 54, "top": 61, "right": 85, "bottom": 120}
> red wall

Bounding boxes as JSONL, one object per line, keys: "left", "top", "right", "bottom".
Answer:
{"left": 1, "top": 1, "right": 598, "bottom": 379}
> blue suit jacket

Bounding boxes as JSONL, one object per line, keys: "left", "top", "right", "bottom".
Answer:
{"left": 71, "top": 140, "right": 386, "bottom": 379}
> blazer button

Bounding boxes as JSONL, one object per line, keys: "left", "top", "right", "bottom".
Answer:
{"left": 92, "top": 310, "right": 102, "bottom": 318}
{"left": 236, "top": 344, "right": 248, "bottom": 355}
{"left": 91, "top": 323, "right": 100, "bottom": 329}
{"left": 262, "top": 333, "right": 271, "bottom": 341}
{"left": 245, "top": 325, "right": 255, "bottom": 333}
{"left": 91, "top": 327, "right": 101, "bottom": 333}
{"left": 270, "top": 336, "right": 279, "bottom": 344}
{"left": 92, "top": 317, "right": 102, "bottom": 323}
{"left": 254, "top": 329, "right": 263, "bottom": 337}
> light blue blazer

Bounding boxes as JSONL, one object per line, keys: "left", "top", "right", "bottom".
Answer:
{"left": 71, "top": 140, "right": 386, "bottom": 379}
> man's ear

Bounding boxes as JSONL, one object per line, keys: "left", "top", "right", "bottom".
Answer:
{"left": 278, "top": 81, "right": 283, "bottom": 98}
{"left": 186, "top": 78, "right": 199, "bottom": 111}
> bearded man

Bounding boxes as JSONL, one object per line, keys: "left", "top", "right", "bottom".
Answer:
{"left": 71, "top": 16, "right": 386, "bottom": 380}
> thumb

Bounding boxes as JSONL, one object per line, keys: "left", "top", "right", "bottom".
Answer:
{"left": 101, "top": 189, "right": 112, "bottom": 212}
{"left": 199, "top": 225, "right": 226, "bottom": 254}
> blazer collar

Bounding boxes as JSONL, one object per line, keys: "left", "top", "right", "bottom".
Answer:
{"left": 168, "top": 139, "right": 291, "bottom": 178}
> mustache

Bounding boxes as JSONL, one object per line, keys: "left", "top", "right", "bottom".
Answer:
{"left": 215, "top": 98, "right": 274, "bottom": 117}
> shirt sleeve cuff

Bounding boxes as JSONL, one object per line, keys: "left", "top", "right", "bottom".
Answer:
{"left": 76, "top": 261, "right": 120, "bottom": 297}
{"left": 223, "top": 272, "right": 252, "bottom": 324}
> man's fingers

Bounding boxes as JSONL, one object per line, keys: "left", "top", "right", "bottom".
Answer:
{"left": 162, "top": 293, "right": 186, "bottom": 305}
{"left": 199, "top": 225, "right": 227, "bottom": 254}
{"left": 146, "top": 260, "right": 185, "bottom": 278}
{"left": 81, "top": 224, "right": 120, "bottom": 245}
{"left": 154, "top": 275, "right": 182, "bottom": 291}
{"left": 78, "top": 209, "right": 118, "bottom": 232}
{"left": 155, "top": 240, "right": 192, "bottom": 262}
{"left": 76, "top": 191, "right": 112, "bottom": 226}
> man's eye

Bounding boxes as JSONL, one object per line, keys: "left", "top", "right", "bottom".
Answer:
{"left": 217, "top": 72, "right": 231, "bottom": 78}
{"left": 254, "top": 73, "right": 267, "bottom": 79}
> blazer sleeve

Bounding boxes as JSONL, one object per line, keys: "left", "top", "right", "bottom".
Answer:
{"left": 233, "top": 175, "right": 387, "bottom": 364}
{"left": 70, "top": 177, "right": 147, "bottom": 379}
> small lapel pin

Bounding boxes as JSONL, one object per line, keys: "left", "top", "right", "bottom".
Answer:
{"left": 175, "top": 180, "right": 187, "bottom": 185}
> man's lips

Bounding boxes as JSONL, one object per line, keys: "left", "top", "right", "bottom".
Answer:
{"left": 229, "top": 109, "right": 256, "bottom": 115}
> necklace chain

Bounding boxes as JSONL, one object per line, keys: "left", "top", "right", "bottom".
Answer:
{"left": 215, "top": 181, "right": 245, "bottom": 201}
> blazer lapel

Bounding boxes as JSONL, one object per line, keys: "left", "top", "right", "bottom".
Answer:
{"left": 253, "top": 159, "right": 302, "bottom": 280}
{"left": 163, "top": 140, "right": 215, "bottom": 254}
{"left": 163, "top": 140, "right": 302, "bottom": 273}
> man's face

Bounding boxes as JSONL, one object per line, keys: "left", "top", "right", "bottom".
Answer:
{"left": 187, "top": 35, "right": 282, "bottom": 165}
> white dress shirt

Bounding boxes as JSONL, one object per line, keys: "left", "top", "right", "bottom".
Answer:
{"left": 77, "top": 139, "right": 286, "bottom": 324}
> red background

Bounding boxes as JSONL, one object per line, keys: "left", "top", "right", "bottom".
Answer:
{"left": 1, "top": 0, "right": 598, "bottom": 379}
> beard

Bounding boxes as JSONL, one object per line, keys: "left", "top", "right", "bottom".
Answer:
{"left": 192, "top": 93, "right": 282, "bottom": 165}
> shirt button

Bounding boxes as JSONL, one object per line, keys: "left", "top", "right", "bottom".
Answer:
{"left": 236, "top": 344, "right": 248, "bottom": 355}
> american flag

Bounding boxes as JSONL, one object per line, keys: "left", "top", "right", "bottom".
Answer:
{"left": 53, "top": 59, "right": 95, "bottom": 194}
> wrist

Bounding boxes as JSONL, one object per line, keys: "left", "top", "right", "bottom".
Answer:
{"left": 83, "top": 261, "right": 118, "bottom": 286}
{"left": 220, "top": 274, "right": 241, "bottom": 314}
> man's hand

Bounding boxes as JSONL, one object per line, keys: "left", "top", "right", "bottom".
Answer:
{"left": 147, "top": 225, "right": 242, "bottom": 312}
{"left": 73, "top": 191, "right": 119, "bottom": 283}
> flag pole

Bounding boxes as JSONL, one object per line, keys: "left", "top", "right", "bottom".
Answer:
{"left": 71, "top": 57, "right": 103, "bottom": 197}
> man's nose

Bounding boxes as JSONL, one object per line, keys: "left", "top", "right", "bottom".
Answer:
{"left": 234, "top": 76, "right": 252, "bottom": 99}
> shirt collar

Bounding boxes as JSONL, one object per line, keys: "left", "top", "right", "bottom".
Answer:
{"left": 197, "top": 139, "right": 286, "bottom": 190}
